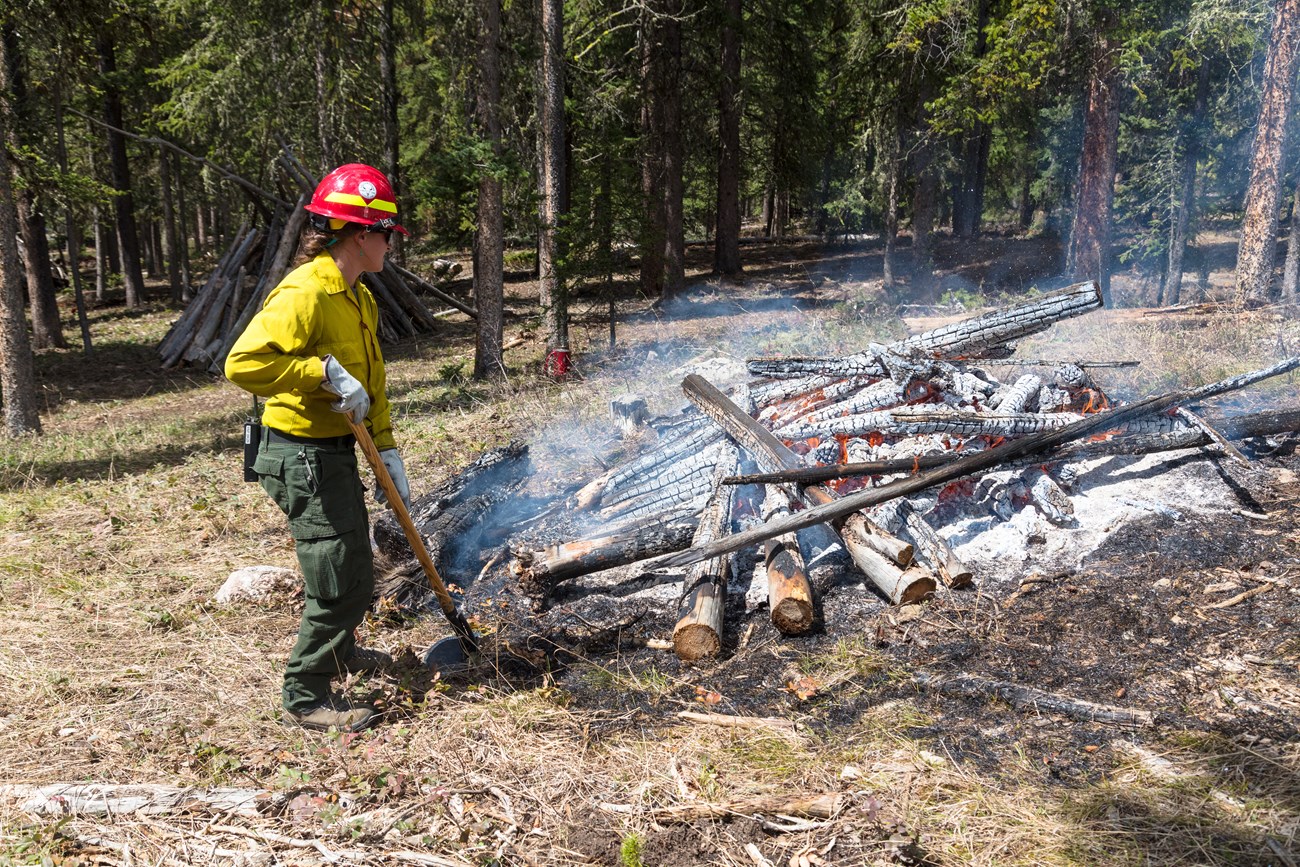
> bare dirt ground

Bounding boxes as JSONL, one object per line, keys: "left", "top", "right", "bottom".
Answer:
{"left": 1, "top": 231, "right": 1298, "bottom": 866}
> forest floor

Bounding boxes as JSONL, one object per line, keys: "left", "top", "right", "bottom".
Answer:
{"left": 1, "top": 230, "right": 1299, "bottom": 866}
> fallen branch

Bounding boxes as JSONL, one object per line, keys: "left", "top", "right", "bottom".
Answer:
{"left": 677, "top": 710, "right": 799, "bottom": 734}
{"left": 654, "top": 358, "right": 1299, "bottom": 570}
{"left": 600, "top": 792, "right": 841, "bottom": 822}
{"left": 1, "top": 783, "right": 275, "bottom": 817}
{"left": 914, "top": 672, "right": 1156, "bottom": 727}
{"left": 1203, "top": 583, "right": 1270, "bottom": 610}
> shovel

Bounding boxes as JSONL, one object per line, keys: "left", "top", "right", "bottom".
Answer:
{"left": 347, "top": 417, "right": 481, "bottom": 668}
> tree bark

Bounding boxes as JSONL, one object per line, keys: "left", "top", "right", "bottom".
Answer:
{"left": 954, "top": 0, "right": 991, "bottom": 239}
{"left": 472, "top": 0, "right": 505, "bottom": 380}
{"left": 173, "top": 152, "right": 192, "bottom": 300}
{"left": 712, "top": 0, "right": 743, "bottom": 278}
{"left": 314, "top": 0, "right": 335, "bottom": 169}
{"left": 882, "top": 128, "right": 902, "bottom": 291}
{"left": 96, "top": 31, "right": 146, "bottom": 308}
{"left": 3, "top": 25, "right": 65, "bottom": 349}
{"left": 1282, "top": 176, "right": 1300, "bottom": 303}
{"left": 660, "top": 1, "right": 686, "bottom": 298}
{"left": 0, "top": 39, "right": 42, "bottom": 435}
{"left": 1235, "top": 0, "right": 1300, "bottom": 307}
{"left": 639, "top": 8, "right": 666, "bottom": 298}
{"left": 54, "top": 91, "right": 92, "bottom": 354}
{"left": 538, "top": 0, "right": 569, "bottom": 351}
{"left": 92, "top": 206, "right": 108, "bottom": 302}
{"left": 379, "top": 0, "right": 403, "bottom": 266}
{"left": 1066, "top": 30, "right": 1121, "bottom": 306}
{"left": 1162, "top": 58, "right": 1210, "bottom": 307}
{"left": 158, "top": 146, "right": 182, "bottom": 302}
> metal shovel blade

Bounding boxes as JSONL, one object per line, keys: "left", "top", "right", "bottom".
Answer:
{"left": 424, "top": 636, "right": 474, "bottom": 670}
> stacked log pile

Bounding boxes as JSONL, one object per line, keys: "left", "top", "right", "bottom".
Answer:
{"left": 499, "top": 280, "right": 1299, "bottom": 661}
{"left": 158, "top": 157, "right": 470, "bottom": 372}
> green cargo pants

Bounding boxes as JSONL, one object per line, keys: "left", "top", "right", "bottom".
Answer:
{"left": 253, "top": 428, "right": 374, "bottom": 712}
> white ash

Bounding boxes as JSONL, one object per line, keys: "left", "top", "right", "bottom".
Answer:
{"left": 670, "top": 352, "right": 749, "bottom": 387}
{"left": 938, "top": 449, "right": 1241, "bottom": 585}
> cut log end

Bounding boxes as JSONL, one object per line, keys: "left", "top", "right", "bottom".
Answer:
{"left": 771, "top": 597, "right": 815, "bottom": 634}
{"left": 672, "top": 623, "right": 722, "bottom": 662}
{"left": 897, "top": 572, "right": 938, "bottom": 605}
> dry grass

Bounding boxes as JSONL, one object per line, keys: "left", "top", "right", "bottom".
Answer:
{"left": 1, "top": 252, "right": 1299, "bottom": 865}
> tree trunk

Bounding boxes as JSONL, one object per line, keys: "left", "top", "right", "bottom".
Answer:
{"left": 1018, "top": 166, "right": 1035, "bottom": 230}
{"left": 1282, "top": 176, "right": 1300, "bottom": 303}
{"left": 3, "top": 25, "right": 65, "bottom": 349}
{"left": 379, "top": 0, "right": 403, "bottom": 267}
{"left": 158, "top": 146, "right": 182, "bottom": 303}
{"left": 955, "top": 0, "right": 992, "bottom": 239}
{"left": 638, "top": 9, "right": 666, "bottom": 298}
{"left": 195, "top": 200, "right": 207, "bottom": 253}
{"left": 147, "top": 218, "right": 162, "bottom": 279}
{"left": 0, "top": 41, "right": 42, "bottom": 435}
{"left": 909, "top": 73, "right": 940, "bottom": 298}
{"left": 173, "top": 152, "right": 192, "bottom": 300}
{"left": 53, "top": 91, "right": 92, "bottom": 354}
{"left": 1162, "top": 58, "right": 1210, "bottom": 307}
{"left": 96, "top": 32, "right": 146, "bottom": 308}
{"left": 660, "top": 2, "right": 686, "bottom": 298}
{"left": 539, "top": 0, "right": 568, "bottom": 351}
{"left": 882, "top": 128, "right": 902, "bottom": 290}
{"left": 1235, "top": 0, "right": 1300, "bottom": 307}
{"left": 472, "top": 0, "right": 504, "bottom": 380}
{"left": 314, "top": 0, "right": 335, "bottom": 169}
{"left": 599, "top": 148, "right": 615, "bottom": 347}
{"left": 1066, "top": 32, "right": 1121, "bottom": 307}
{"left": 712, "top": 0, "right": 743, "bottom": 278}
{"left": 92, "top": 207, "right": 107, "bottom": 302}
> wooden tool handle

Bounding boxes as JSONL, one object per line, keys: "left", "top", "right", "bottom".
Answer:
{"left": 347, "top": 418, "right": 478, "bottom": 652}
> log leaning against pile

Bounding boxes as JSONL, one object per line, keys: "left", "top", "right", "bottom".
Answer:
{"left": 499, "top": 280, "right": 1298, "bottom": 663}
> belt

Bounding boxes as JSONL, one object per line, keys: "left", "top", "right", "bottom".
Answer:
{"left": 264, "top": 426, "right": 356, "bottom": 450}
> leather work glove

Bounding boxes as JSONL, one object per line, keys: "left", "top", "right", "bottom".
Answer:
{"left": 321, "top": 355, "right": 370, "bottom": 424}
{"left": 376, "top": 448, "right": 411, "bottom": 511}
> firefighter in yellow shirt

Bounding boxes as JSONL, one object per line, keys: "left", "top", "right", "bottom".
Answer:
{"left": 226, "top": 164, "right": 409, "bottom": 732}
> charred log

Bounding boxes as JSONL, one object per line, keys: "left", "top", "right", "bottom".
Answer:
{"left": 517, "top": 516, "right": 700, "bottom": 597}
{"left": 761, "top": 487, "right": 814, "bottom": 634}
{"left": 672, "top": 448, "right": 738, "bottom": 661}
{"left": 896, "top": 500, "right": 972, "bottom": 588}
{"left": 748, "top": 281, "right": 1103, "bottom": 378}
{"left": 373, "top": 442, "right": 530, "bottom": 611}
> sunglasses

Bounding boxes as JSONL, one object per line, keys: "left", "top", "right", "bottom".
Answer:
{"left": 365, "top": 225, "right": 395, "bottom": 242}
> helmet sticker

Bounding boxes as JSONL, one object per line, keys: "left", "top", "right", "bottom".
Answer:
{"left": 358, "top": 181, "right": 378, "bottom": 201}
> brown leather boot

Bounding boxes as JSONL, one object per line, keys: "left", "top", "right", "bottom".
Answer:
{"left": 284, "top": 695, "right": 376, "bottom": 732}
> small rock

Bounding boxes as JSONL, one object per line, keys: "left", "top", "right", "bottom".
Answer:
{"left": 215, "top": 566, "right": 301, "bottom": 604}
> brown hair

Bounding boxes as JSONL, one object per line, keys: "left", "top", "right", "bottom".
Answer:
{"left": 293, "top": 223, "right": 363, "bottom": 266}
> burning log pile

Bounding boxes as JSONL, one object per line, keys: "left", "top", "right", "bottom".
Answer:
{"left": 376, "top": 280, "right": 1298, "bottom": 664}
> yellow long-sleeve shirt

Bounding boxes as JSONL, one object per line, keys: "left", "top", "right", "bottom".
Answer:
{"left": 225, "top": 253, "right": 396, "bottom": 450}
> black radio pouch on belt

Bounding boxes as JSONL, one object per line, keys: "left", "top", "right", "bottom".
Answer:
{"left": 243, "top": 396, "right": 261, "bottom": 482}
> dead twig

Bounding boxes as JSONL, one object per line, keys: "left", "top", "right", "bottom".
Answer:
{"left": 1203, "top": 584, "right": 1271, "bottom": 609}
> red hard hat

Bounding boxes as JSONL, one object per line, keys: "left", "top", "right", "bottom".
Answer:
{"left": 305, "top": 163, "right": 409, "bottom": 236}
